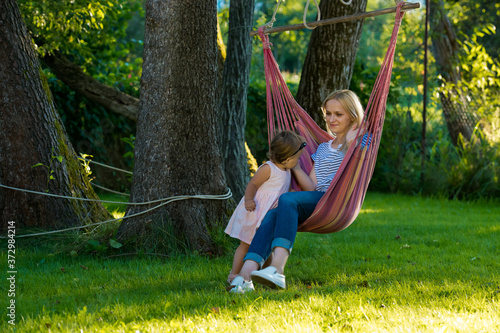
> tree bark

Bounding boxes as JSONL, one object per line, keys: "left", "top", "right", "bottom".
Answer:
{"left": 296, "top": 0, "right": 368, "bottom": 127}
{"left": 429, "top": 0, "right": 475, "bottom": 144}
{"left": 0, "top": 0, "right": 110, "bottom": 231}
{"left": 42, "top": 51, "right": 140, "bottom": 122}
{"left": 217, "top": 0, "right": 255, "bottom": 202}
{"left": 116, "top": 0, "right": 233, "bottom": 253}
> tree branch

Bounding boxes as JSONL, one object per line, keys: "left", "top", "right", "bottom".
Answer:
{"left": 42, "top": 51, "right": 139, "bottom": 121}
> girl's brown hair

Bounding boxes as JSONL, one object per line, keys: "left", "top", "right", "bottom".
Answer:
{"left": 269, "top": 130, "right": 305, "bottom": 164}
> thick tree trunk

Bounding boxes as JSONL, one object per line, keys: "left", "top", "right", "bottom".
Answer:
{"left": 116, "top": 0, "right": 233, "bottom": 253}
{"left": 429, "top": 0, "right": 475, "bottom": 144}
{"left": 42, "top": 51, "right": 140, "bottom": 122}
{"left": 0, "top": 0, "right": 110, "bottom": 231}
{"left": 218, "top": 0, "right": 255, "bottom": 202}
{"left": 296, "top": 0, "right": 368, "bottom": 126}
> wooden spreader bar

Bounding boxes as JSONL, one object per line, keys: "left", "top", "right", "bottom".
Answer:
{"left": 250, "top": 2, "right": 420, "bottom": 36}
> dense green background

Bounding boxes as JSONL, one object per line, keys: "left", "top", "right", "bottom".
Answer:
{"left": 19, "top": 0, "right": 500, "bottom": 199}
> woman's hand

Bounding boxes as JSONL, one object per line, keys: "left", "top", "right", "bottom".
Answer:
{"left": 346, "top": 122, "right": 368, "bottom": 147}
{"left": 245, "top": 199, "right": 256, "bottom": 211}
{"left": 346, "top": 126, "right": 359, "bottom": 146}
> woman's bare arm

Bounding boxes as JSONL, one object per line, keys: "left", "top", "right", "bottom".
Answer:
{"left": 291, "top": 163, "right": 317, "bottom": 191}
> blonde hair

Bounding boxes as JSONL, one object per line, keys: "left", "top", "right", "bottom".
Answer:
{"left": 321, "top": 90, "right": 365, "bottom": 151}
{"left": 269, "top": 130, "right": 305, "bottom": 164}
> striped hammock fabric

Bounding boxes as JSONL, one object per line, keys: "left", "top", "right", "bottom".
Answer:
{"left": 258, "top": 3, "right": 405, "bottom": 233}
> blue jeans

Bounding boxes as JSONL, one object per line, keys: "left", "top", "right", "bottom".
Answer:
{"left": 243, "top": 191, "right": 324, "bottom": 267}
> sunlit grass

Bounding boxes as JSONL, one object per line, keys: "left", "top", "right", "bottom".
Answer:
{"left": 1, "top": 192, "right": 498, "bottom": 332}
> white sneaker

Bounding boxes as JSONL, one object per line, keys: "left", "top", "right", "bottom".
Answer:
{"left": 251, "top": 266, "right": 286, "bottom": 289}
{"left": 228, "top": 276, "right": 255, "bottom": 294}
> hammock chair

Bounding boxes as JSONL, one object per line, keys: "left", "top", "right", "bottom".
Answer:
{"left": 258, "top": 2, "right": 406, "bottom": 234}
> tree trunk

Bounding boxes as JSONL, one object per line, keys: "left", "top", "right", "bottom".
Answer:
{"left": 116, "top": 0, "right": 233, "bottom": 253}
{"left": 296, "top": 0, "right": 368, "bottom": 126}
{"left": 0, "top": 0, "right": 110, "bottom": 231}
{"left": 218, "top": 0, "right": 255, "bottom": 202}
{"left": 429, "top": 0, "right": 475, "bottom": 144}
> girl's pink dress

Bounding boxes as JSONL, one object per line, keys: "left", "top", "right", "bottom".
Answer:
{"left": 225, "top": 161, "right": 291, "bottom": 244}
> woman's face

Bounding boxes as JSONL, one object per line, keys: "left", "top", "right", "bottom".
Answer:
{"left": 323, "top": 99, "right": 353, "bottom": 136}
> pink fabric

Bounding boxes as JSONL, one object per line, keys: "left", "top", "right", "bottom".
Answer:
{"left": 225, "top": 161, "right": 291, "bottom": 244}
{"left": 258, "top": 3, "right": 406, "bottom": 233}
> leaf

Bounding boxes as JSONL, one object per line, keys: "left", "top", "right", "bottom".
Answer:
{"left": 32, "top": 163, "right": 45, "bottom": 168}
{"left": 56, "top": 156, "right": 63, "bottom": 162}
{"left": 109, "top": 239, "right": 123, "bottom": 249}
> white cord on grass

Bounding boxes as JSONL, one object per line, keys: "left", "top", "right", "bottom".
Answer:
{"left": 0, "top": 183, "right": 215, "bottom": 206}
{"left": 0, "top": 188, "right": 232, "bottom": 238}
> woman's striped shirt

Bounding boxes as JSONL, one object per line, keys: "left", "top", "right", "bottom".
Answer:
{"left": 311, "top": 140, "right": 345, "bottom": 192}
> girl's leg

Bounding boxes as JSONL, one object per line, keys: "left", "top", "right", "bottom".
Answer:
{"left": 233, "top": 208, "right": 279, "bottom": 283}
{"left": 228, "top": 241, "right": 250, "bottom": 282}
{"left": 237, "top": 259, "right": 260, "bottom": 282}
{"left": 237, "top": 191, "right": 322, "bottom": 283}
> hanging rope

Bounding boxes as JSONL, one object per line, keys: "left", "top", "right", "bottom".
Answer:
{"left": 264, "top": 0, "right": 284, "bottom": 29}
{"left": 303, "top": 0, "right": 321, "bottom": 29}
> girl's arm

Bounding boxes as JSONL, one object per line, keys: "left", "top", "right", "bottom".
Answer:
{"left": 291, "top": 163, "right": 317, "bottom": 191}
{"left": 244, "top": 164, "right": 271, "bottom": 211}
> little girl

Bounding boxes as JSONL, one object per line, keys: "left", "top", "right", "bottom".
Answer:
{"left": 225, "top": 130, "right": 306, "bottom": 283}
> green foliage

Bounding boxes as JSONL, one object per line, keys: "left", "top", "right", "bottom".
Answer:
{"left": 5, "top": 193, "right": 499, "bottom": 331}
{"left": 447, "top": 0, "right": 500, "bottom": 59}
{"left": 85, "top": 239, "right": 107, "bottom": 253}
{"left": 19, "top": 0, "right": 141, "bottom": 191}
{"left": 19, "top": 0, "right": 143, "bottom": 62}
{"left": 120, "top": 134, "right": 135, "bottom": 170}
{"left": 31, "top": 148, "right": 64, "bottom": 192}
{"left": 78, "top": 153, "right": 93, "bottom": 182}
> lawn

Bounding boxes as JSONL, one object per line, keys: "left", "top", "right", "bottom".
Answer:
{"left": 1, "top": 192, "right": 499, "bottom": 332}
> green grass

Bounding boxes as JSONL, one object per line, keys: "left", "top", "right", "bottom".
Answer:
{"left": 1, "top": 192, "right": 499, "bottom": 332}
